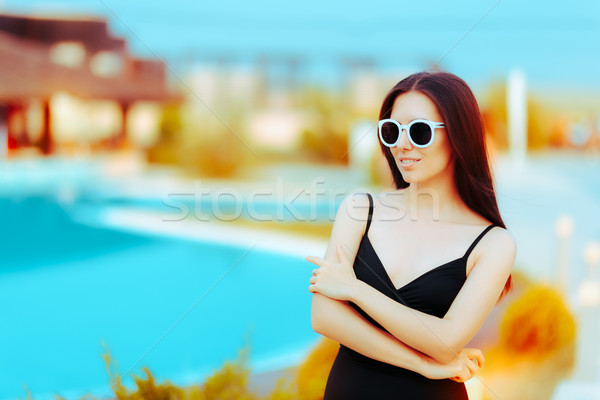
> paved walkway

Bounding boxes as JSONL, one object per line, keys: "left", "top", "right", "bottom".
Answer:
{"left": 73, "top": 205, "right": 328, "bottom": 259}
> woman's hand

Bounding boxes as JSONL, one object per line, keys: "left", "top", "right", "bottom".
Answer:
{"left": 306, "top": 244, "right": 359, "bottom": 301}
{"left": 420, "top": 348, "right": 484, "bottom": 382}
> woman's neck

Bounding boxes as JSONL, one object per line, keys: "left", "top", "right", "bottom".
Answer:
{"left": 385, "top": 168, "right": 467, "bottom": 224}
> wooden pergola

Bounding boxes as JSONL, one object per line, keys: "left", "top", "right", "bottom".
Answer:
{"left": 0, "top": 13, "right": 179, "bottom": 155}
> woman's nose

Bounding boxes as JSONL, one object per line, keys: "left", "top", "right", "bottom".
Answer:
{"left": 396, "top": 128, "right": 412, "bottom": 150}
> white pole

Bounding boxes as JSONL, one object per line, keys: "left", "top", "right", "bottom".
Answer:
{"left": 574, "top": 241, "right": 600, "bottom": 382}
{"left": 507, "top": 68, "right": 528, "bottom": 168}
{"left": 555, "top": 215, "right": 574, "bottom": 300}
{"left": 349, "top": 120, "right": 377, "bottom": 185}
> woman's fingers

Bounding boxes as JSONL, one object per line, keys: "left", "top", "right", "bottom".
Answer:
{"left": 461, "top": 355, "right": 478, "bottom": 377}
{"left": 463, "top": 348, "right": 485, "bottom": 368}
{"left": 455, "top": 364, "right": 469, "bottom": 382}
{"left": 449, "top": 350, "right": 484, "bottom": 383}
{"left": 455, "top": 353, "right": 479, "bottom": 382}
{"left": 308, "top": 245, "right": 353, "bottom": 269}
{"left": 305, "top": 256, "right": 322, "bottom": 266}
{"left": 306, "top": 256, "right": 336, "bottom": 271}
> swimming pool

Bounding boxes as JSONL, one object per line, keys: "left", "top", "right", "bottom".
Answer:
{"left": 0, "top": 197, "right": 320, "bottom": 400}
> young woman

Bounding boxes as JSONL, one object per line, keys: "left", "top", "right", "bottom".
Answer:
{"left": 306, "top": 71, "right": 516, "bottom": 399}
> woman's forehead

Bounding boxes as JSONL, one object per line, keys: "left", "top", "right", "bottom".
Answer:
{"left": 390, "top": 91, "right": 441, "bottom": 122}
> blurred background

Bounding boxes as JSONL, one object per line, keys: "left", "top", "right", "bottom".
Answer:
{"left": 0, "top": 0, "right": 599, "bottom": 399}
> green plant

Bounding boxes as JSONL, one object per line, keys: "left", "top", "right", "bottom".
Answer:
{"left": 194, "top": 345, "right": 258, "bottom": 400}
{"left": 96, "top": 341, "right": 298, "bottom": 400}
{"left": 101, "top": 343, "right": 184, "bottom": 400}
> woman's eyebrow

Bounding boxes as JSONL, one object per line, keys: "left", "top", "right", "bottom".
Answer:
{"left": 390, "top": 116, "right": 432, "bottom": 123}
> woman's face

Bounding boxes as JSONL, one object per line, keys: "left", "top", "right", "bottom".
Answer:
{"left": 387, "top": 91, "right": 453, "bottom": 184}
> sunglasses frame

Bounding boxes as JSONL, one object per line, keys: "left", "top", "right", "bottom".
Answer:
{"left": 378, "top": 118, "right": 445, "bottom": 148}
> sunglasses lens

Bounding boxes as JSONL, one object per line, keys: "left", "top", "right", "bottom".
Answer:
{"left": 380, "top": 121, "right": 399, "bottom": 146}
{"left": 409, "top": 122, "right": 432, "bottom": 146}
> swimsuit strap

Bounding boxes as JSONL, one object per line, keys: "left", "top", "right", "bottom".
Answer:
{"left": 365, "top": 193, "right": 373, "bottom": 234}
{"left": 463, "top": 224, "right": 498, "bottom": 259}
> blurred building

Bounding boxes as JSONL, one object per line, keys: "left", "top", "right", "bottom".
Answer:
{"left": 0, "top": 12, "right": 178, "bottom": 155}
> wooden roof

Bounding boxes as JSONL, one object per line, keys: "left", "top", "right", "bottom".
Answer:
{"left": 0, "top": 14, "right": 178, "bottom": 103}
{"left": 0, "top": 13, "right": 125, "bottom": 53}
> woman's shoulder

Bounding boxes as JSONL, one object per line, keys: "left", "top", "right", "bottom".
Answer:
{"left": 487, "top": 224, "right": 516, "bottom": 248}
{"left": 454, "top": 208, "right": 516, "bottom": 254}
{"left": 334, "top": 191, "right": 373, "bottom": 228}
{"left": 328, "top": 192, "right": 373, "bottom": 247}
{"left": 338, "top": 191, "right": 373, "bottom": 211}
{"left": 475, "top": 222, "right": 517, "bottom": 263}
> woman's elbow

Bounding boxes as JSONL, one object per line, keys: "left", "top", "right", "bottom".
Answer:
{"left": 427, "top": 336, "right": 463, "bottom": 364}
{"left": 310, "top": 293, "right": 331, "bottom": 334}
{"left": 310, "top": 306, "right": 323, "bottom": 333}
{"left": 430, "top": 347, "right": 459, "bottom": 364}
{"left": 311, "top": 311, "right": 325, "bottom": 334}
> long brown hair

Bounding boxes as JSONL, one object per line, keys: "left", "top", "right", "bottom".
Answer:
{"left": 378, "top": 71, "right": 512, "bottom": 303}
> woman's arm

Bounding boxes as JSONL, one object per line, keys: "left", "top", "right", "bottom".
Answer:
{"left": 310, "top": 192, "right": 482, "bottom": 379}
{"left": 347, "top": 228, "right": 516, "bottom": 364}
{"left": 312, "top": 292, "right": 425, "bottom": 372}
{"left": 312, "top": 293, "right": 483, "bottom": 381}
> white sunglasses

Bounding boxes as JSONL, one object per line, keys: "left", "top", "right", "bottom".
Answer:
{"left": 378, "top": 119, "right": 445, "bottom": 148}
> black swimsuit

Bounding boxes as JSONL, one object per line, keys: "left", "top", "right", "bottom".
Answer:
{"left": 323, "top": 193, "right": 498, "bottom": 400}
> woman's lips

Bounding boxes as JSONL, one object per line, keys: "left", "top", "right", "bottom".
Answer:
{"left": 399, "top": 158, "right": 420, "bottom": 168}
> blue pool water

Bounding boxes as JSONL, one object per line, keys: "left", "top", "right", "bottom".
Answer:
{"left": 0, "top": 197, "right": 319, "bottom": 399}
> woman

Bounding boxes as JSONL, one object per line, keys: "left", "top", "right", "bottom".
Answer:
{"left": 306, "top": 71, "right": 516, "bottom": 400}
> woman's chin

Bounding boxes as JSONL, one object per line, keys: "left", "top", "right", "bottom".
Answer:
{"left": 397, "top": 168, "right": 417, "bottom": 181}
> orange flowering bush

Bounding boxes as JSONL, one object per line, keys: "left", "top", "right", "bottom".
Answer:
{"left": 479, "top": 282, "right": 577, "bottom": 400}
{"left": 499, "top": 284, "right": 576, "bottom": 359}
